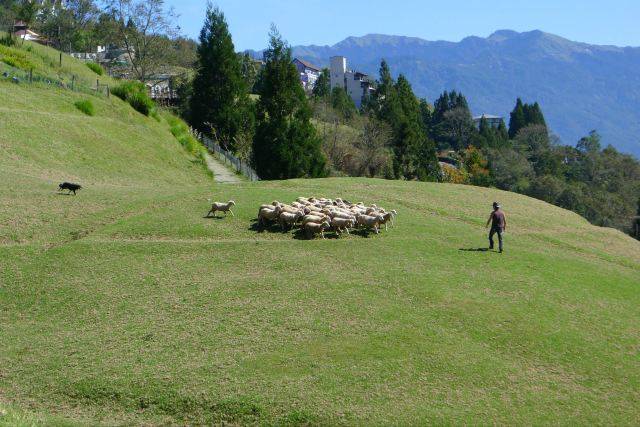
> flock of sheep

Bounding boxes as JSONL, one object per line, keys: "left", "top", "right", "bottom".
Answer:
{"left": 207, "top": 197, "right": 397, "bottom": 239}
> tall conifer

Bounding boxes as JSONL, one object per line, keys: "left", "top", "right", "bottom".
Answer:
{"left": 252, "top": 27, "right": 326, "bottom": 179}
{"left": 190, "top": 5, "right": 250, "bottom": 151}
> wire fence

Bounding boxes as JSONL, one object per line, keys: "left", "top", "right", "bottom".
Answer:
{"left": 201, "top": 135, "right": 260, "bottom": 181}
{"left": 1, "top": 67, "right": 111, "bottom": 97}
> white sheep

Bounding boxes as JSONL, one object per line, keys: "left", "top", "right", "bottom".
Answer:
{"left": 258, "top": 205, "right": 282, "bottom": 226}
{"left": 378, "top": 212, "right": 395, "bottom": 231}
{"left": 304, "top": 221, "right": 331, "bottom": 239}
{"left": 330, "top": 217, "right": 355, "bottom": 235}
{"left": 301, "top": 214, "right": 327, "bottom": 227}
{"left": 206, "top": 200, "right": 235, "bottom": 218}
{"left": 278, "top": 211, "right": 303, "bottom": 229}
{"left": 356, "top": 213, "right": 384, "bottom": 234}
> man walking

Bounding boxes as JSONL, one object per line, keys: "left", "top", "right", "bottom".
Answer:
{"left": 486, "top": 202, "right": 507, "bottom": 253}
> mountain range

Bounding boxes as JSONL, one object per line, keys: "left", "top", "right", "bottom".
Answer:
{"left": 251, "top": 30, "right": 640, "bottom": 157}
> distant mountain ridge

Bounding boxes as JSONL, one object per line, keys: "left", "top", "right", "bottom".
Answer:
{"left": 249, "top": 30, "right": 640, "bottom": 156}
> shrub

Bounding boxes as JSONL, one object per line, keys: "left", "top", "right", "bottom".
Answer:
{"left": 127, "top": 92, "right": 154, "bottom": 116}
{"left": 111, "top": 80, "right": 155, "bottom": 116}
{"left": 86, "top": 62, "right": 103, "bottom": 76}
{"left": 74, "top": 100, "right": 95, "bottom": 116}
{"left": 0, "top": 45, "right": 33, "bottom": 70}
{"left": 0, "top": 32, "right": 15, "bottom": 47}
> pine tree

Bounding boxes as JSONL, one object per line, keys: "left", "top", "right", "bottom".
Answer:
{"left": 432, "top": 90, "right": 451, "bottom": 123}
{"left": 527, "top": 102, "right": 547, "bottom": 127}
{"left": 495, "top": 120, "right": 510, "bottom": 147}
{"left": 331, "top": 86, "right": 357, "bottom": 120}
{"left": 478, "top": 116, "right": 492, "bottom": 148}
{"left": 508, "top": 98, "right": 527, "bottom": 138}
{"left": 190, "top": 5, "right": 250, "bottom": 151}
{"left": 378, "top": 73, "right": 439, "bottom": 180}
{"left": 311, "top": 68, "right": 330, "bottom": 98}
{"left": 252, "top": 26, "right": 326, "bottom": 179}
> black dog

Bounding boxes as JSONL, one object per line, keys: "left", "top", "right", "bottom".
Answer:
{"left": 58, "top": 182, "right": 82, "bottom": 195}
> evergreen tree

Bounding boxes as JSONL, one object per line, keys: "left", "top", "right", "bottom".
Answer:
{"left": 252, "top": 26, "right": 326, "bottom": 179}
{"left": 375, "top": 72, "right": 438, "bottom": 180}
{"left": 524, "top": 102, "right": 547, "bottom": 128}
{"left": 312, "top": 68, "right": 330, "bottom": 98}
{"left": 190, "top": 5, "right": 251, "bottom": 152}
{"left": 496, "top": 120, "right": 509, "bottom": 144}
{"left": 478, "top": 116, "right": 491, "bottom": 147}
{"left": 508, "top": 98, "right": 527, "bottom": 138}
{"left": 509, "top": 99, "right": 547, "bottom": 139}
{"left": 330, "top": 86, "right": 357, "bottom": 121}
{"left": 419, "top": 99, "right": 433, "bottom": 136}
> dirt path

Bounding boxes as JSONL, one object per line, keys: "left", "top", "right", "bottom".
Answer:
{"left": 204, "top": 153, "right": 241, "bottom": 184}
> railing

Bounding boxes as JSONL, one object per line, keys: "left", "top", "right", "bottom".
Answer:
{"left": 201, "top": 135, "right": 260, "bottom": 181}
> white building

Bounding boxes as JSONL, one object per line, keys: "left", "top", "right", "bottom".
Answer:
{"left": 330, "top": 56, "right": 375, "bottom": 109}
{"left": 473, "top": 114, "right": 505, "bottom": 129}
{"left": 293, "top": 58, "right": 321, "bottom": 91}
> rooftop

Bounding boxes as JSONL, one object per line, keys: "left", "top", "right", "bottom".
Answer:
{"left": 473, "top": 114, "right": 503, "bottom": 120}
{"left": 294, "top": 58, "right": 322, "bottom": 72}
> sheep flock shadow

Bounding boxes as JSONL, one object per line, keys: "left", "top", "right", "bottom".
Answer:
{"left": 248, "top": 218, "right": 378, "bottom": 240}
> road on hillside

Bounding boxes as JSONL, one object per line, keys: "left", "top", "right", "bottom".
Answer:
{"left": 204, "top": 153, "right": 241, "bottom": 183}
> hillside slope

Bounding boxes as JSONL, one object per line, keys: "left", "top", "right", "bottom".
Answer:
{"left": 283, "top": 30, "right": 640, "bottom": 157}
{"left": 1, "top": 45, "right": 640, "bottom": 425}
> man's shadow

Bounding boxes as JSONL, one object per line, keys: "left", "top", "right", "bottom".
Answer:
{"left": 459, "top": 248, "right": 491, "bottom": 252}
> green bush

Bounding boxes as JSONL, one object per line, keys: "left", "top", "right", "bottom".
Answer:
{"left": 86, "top": 62, "right": 103, "bottom": 76}
{"left": 111, "top": 81, "right": 155, "bottom": 116}
{"left": 74, "top": 99, "right": 95, "bottom": 116}
{"left": 0, "top": 45, "right": 33, "bottom": 70}
{"left": 127, "top": 92, "right": 154, "bottom": 116}
{"left": 0, "top": 32, "right": 16, "bottom": 47}
{"left": 110, "top": 80, "right": 144, "bottom": 101}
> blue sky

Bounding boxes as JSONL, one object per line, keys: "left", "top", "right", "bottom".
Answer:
{"left": 165, "top": 0, "right": 640, "bottom": 50}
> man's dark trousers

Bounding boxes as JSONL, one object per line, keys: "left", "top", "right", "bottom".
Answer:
{"left": 489, "top": 226, "right": 503, "bottom": 252}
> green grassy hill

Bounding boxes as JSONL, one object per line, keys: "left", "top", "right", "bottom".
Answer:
{"left": 1, "top": 43, "right": 640, "bottom": 425}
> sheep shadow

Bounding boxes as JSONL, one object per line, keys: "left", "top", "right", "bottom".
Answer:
{"left": 55, "top": 192, "right": 76, "bottom": 196}
{"left": 203, "top": 215, "right": 227, "bottom": 220}
{"left": 248, "top": 219, "right": 342, "bottom": 240}
{"left": 459, "top": 248, "right": 492, "bottom": 252}
{"left": 291, "top": 228, "right": 340, "bottom": 240}
{"left": 350, "top": 228, "right": 377, "bottom": 238}
{"left": 248, "top": 219, "right": 282, "bottom": 234}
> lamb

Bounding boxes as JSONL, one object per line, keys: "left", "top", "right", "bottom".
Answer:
{"left": 378, "top": 212, "right": 395, "bottom": 231}
{"left": 279, "top": 205, "right": 302, "bottom": 215}
{"left": 330, "top": 217, "right": 355, "bottom": 235}
{"left": 206, "top": 200, "right": 235, "bottom": 218}
{"left": 278, "top": 211, "right": 303, "bottom": 229}
{"left": 304, "top": 221, "right": 331, "bottom": 239}
{"left": 306, "top": 205, "right": 324, "bottom": 213}
{"left": 356, "top": 213, "right": 384, "bottom": 234}
{"left": 258, "top": 205, "right": 282, "bottom": 226}
{"left": 330, "top": 210, "right": 355, "bottom": 220}
{"left": 301, "top": 214, "right": 327, "bottom": 226}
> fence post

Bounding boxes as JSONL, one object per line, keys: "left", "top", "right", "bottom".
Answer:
{"left": 29, "top": 68, "right": 33, "bottom": 84}
{"left": 106, "top": 84, "right": 110, "bottom": 98}
{"left": 96, "top": 78, "right": 99, "bottom": 94}
{"left": 71, "top": 75, "right": 75, "bottom": 91}
{"left": 59, "top": 52, "right": 62, "bottom": 67}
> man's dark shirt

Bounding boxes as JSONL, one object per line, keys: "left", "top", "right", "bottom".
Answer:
{"left": 491, "top": 210, "right": 506, "bottom": 229}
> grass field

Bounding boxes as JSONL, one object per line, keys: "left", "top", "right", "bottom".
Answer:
{"left": 1, "top": 46, "right": 640, "bottom": 425}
